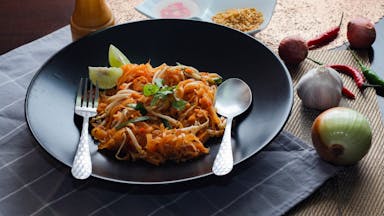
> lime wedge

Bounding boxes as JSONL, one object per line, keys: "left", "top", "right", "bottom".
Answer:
{"left": 108, "top": 44, "right": 130, "bottom": 67}
{"left": 88, "top": 67, "right": 123, "bottom": 89}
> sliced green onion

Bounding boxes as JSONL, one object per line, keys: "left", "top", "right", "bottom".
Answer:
{"left": 116, "top": 116, "right": 150, "bottom": 130}
{"left": 213, "top": 77, "right": 223, "bottom": 85}
{"left": 143, "top": 84, "right": 159, "bottom": 96}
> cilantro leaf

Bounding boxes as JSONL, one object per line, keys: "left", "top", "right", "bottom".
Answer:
{"left": 147, "top": 85, "right": 176, "bottom": 107}
{"left": 172, "top": 99, "right": 187, "bottom": 111}
{"left": 150, "top": 94, "right": 162, "bottom": 106}
{"left": 158, "top": 86, "right": 174, "bottom": 96}
{"left": 154, "top": 78, "right": 164, "bottom": 87}
{"left": 144, "top": 79, "right": 179, "bottom": 107}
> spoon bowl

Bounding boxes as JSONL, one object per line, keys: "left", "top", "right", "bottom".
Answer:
{"left": 213, "top": 78, "right": 252, "bottom": 175}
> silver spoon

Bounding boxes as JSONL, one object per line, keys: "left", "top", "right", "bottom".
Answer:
{"left": 212, "top": 78, "right": 252, "bottom": 176}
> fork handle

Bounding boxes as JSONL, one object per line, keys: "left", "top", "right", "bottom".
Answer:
{"left": 71, "top": 115, "right": 92, "bottom": 179}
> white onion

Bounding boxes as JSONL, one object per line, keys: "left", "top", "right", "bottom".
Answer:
{"left": 312, "top": 107, "right": 372, "bottom": 165}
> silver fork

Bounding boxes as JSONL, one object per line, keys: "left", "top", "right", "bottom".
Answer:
{"left": 71, "top": 77, "right": 99, "bottom": 179}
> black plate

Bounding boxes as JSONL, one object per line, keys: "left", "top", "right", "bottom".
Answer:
{"left": 25, "top": 19, "right": 293, "bottom": 184}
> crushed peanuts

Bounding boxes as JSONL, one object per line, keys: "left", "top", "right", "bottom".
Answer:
{"left": 212, "top": 8, "right": 264, "bottom": 32}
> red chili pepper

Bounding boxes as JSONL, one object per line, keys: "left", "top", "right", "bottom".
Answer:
{"left": 342, "top": 86, "right": 356, "bottom": 99}
{"left": 307, "top": 57, "right": 366, "bottom": 91}
{"left": 307, "top": 13, "right": 343, "bottom": 49}
{"left": 328, "top": 64, "right": 365, "bottom": 90}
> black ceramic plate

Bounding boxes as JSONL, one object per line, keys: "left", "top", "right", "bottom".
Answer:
{"left": 25, "top": 19, "right": 293, "bottom": 184}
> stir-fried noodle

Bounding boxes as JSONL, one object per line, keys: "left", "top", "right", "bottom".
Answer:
{"left": 90, "top": 62, "right": 226, "bottom": 165}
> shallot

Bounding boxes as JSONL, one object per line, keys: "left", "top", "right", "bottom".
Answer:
{"left": 347, "top": 16, "right": 376, "bottom": 49}
{"left": 278, "top": 35, "right": 308, "bottom": 65}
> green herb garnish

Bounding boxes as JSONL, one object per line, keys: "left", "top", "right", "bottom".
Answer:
{"left": 158, "top": 86, "right": 175, "bottom": 95}
{"left": 116, "top": 116, "right": 150, "bottom": 130}
{"left": 127, "top": 103, "right": 147, "bottom": 115}
{"left": 213, "top": 77, "right": 223, "bottom": 85}
{"left": 143, "top": 84, "right": 159, "bottom": 96}
{"left": 143, "top": 79, "right": 177, "bottom": 107}
{"left": 162, "top": 119, "right": 172, "bottom": 129}
{"left": 150, "top": 94, "right": 162, "bottom": 106}
{"left": 154, "top": 78, "right": 164, "bottom": 87}
{"left": 172, "top": 99, "right": 187, "bottom": 111}
{"left": 136, "top": 103, "right": 148, "bottom": 115}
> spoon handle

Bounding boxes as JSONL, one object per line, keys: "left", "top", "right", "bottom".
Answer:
{"left": 212, "top": 117, "right": 234, "bottom": 176}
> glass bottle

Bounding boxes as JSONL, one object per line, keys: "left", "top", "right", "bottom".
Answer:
{"left": 70, "top": 0, "right": 115, "bottom": 41}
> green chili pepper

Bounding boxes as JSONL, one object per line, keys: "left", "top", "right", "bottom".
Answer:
{"left": 351, "top": 51, "right": 384, "bottom": 87}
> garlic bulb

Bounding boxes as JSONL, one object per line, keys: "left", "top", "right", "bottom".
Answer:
{"left": 297, "top": 67, "right": 343, "bottom": 110}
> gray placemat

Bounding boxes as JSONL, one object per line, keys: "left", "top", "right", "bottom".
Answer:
{"left": 0, "top": 26, "right": 339, "bottom": 216}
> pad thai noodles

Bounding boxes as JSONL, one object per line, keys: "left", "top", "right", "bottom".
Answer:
{"left": 90, "top": 62, "right": 226, "bottom": 165}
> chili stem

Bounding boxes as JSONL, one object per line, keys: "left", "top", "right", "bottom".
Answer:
{"left": 306, "top": 57, "right": 323, "bottom": 65}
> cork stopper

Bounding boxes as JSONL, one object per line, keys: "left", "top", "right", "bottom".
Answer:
{"left": 70, "top": 0, "right": 115, "bottom": 41}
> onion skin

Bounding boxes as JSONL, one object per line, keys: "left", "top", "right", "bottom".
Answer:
{"left": 347, "top": 16, "right": 376, "bottom": 49}
{"left": 312, "top": 107, "right": 372, "bottom": 165}
{"left": 278, "top": 35, "right": 308, "bottom": 65}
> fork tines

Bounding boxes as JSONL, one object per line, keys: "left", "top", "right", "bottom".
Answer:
{"left": 76, "top": 77, "right": 99, "bottom": 108}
